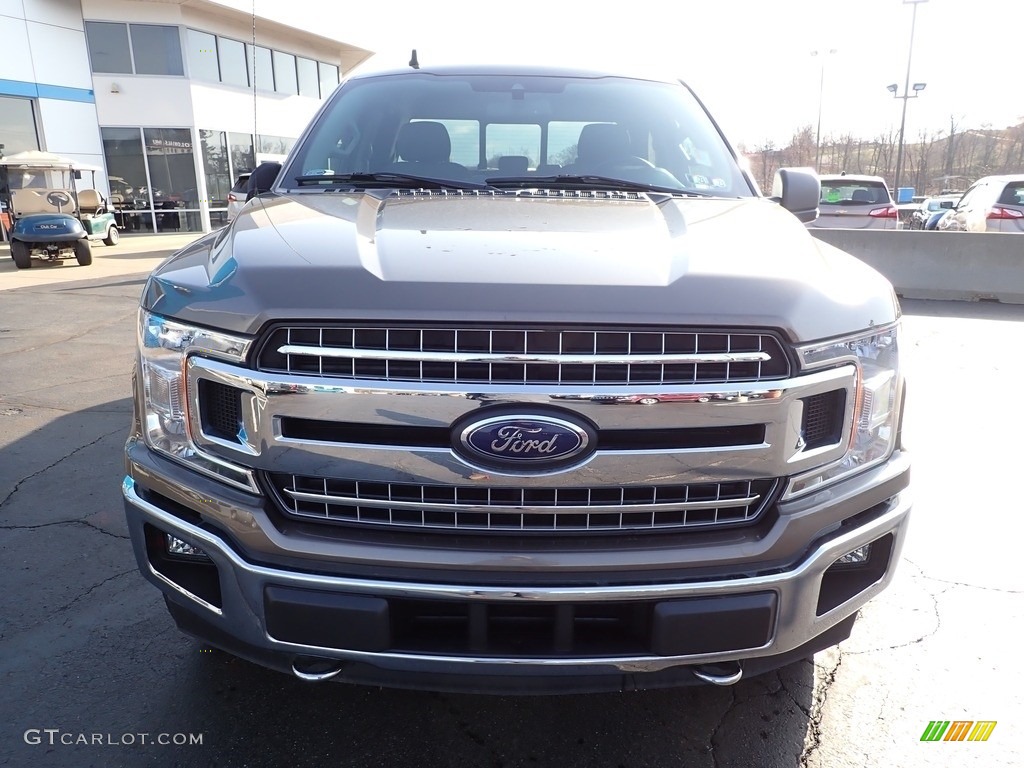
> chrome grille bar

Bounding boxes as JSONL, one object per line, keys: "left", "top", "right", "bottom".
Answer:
{"left": 270, "top": 475, "right": 777, "bottom": 533}
{"left": 275, "top": 345, "right": 771, "bottom": 366}
{"left": 283, "top": 487, "right": 762, "bottom": 515}
{"left": 258, "top": 326, "right": 790, "bottom": 385}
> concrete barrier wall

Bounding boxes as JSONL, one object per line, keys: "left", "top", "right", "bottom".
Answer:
{"left": 809, "top": 229, "right": 1024, "bottom": 304}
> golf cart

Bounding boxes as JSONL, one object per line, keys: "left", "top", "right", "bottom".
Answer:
{"left": 0, "top": 150, "right": 119, "bottom": 269}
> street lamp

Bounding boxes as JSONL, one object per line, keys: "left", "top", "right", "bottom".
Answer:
{"left": 891, "top": 0, "right": 928, "bottom": 199}
{"left": 811, "top": 49, "right": 837, "bottom": 172}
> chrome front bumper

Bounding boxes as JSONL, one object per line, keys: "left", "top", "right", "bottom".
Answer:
{"left": 123, "top": 469, "right": 911, "bottom": 681}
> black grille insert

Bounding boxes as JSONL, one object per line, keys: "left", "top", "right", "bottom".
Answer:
{"left": 198, "top": 379, "right": 244, "bottom": 442}
{"left": 801, "top": 390, "right": 846, "bottom": 450}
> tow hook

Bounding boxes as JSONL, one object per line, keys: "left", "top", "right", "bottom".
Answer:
{"left": 291, "top": 656, "right": 345, "bottom": 682}
{"left": 692, "top": 661, "right": 744, "bottom": 686}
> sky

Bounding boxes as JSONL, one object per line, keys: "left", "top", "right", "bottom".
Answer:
{"left": 220, "top": 0, "right": 1023, "bottom": 149}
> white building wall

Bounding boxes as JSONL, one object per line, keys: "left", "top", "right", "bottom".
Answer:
{"left": 27, "top": 20, "right": 95, "bottom": 92}
{"left": 2, "top": 0, "right": 369, "bottom": 234}
{"left": 0, "top": 0, "right": 105, "bottom": 182}
{"left": 0, "top": 13, "right": 37, "bottom": 82}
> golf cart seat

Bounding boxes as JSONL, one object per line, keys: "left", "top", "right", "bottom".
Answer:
{"left": 10, "top": 188, "right": 76, "bottom": 216}
{"left": 77, "top": 189, "right": 106, "bottom": 217}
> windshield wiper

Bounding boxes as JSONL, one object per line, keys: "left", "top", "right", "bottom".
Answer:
{"left": 485, "top": 175, "right": 714, "bottom": 196}
{"left": 294, "top": 172, "right": 487, "bottom": 191}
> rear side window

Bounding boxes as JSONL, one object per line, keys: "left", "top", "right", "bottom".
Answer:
{"left": 231, "top": 175, "right": 250, "bottom": 193}
{"left": 996, "top": 181, "right": 1024, "bottom": 206}
{"left": 821, "top": 182, "right": 891, "bottom": 206}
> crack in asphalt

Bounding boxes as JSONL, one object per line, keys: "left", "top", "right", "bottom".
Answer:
{"left": 56, "top": 568, "right": 137, "bottom": 618}
{"left": 0, "top": 309, "right": 136, "bottom": 356}
{"left": 0, "top": 398, "right": 132, "bottom": 415}
{"left": 903, "top": 557, "right": 1024, "bottom": 594}
{"left": 846, "top": 561, "right": 944, "bottom": 655}
{"left": 777, "top": 666, "right": 813, "bottom": 720}
{"left": 0, "top": 518, "right": 129, "bottom": 539}
{"left": 707, "top": 687, "right": 737, "bottom": 768}
{"left": 2, "top": 370, "right": 132, "bottom": 399}
{"left": 798, "top": 652, "right": 843, "bottom": 768}
{"left": 0, "top": 426, "right": 125, "bottom": 511}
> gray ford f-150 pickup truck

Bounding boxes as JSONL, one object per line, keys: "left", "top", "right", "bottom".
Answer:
{"left": 122, "top": 64, "right": 910, "bottom": 694}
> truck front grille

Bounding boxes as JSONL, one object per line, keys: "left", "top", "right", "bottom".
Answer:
{"left": 266, "top": 474, "right": 779, "bottom": 534}
{"left": 255, "top": 325, "right": 790, "bottom": 385}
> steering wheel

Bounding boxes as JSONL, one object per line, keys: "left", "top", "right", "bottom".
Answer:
{"left": 47, "top": 191, "right": 72, "bottom": 210}
{"left": 593, "top": 156, "right": 656, "bottom": 172}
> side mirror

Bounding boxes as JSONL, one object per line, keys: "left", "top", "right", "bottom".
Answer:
{"left": 245, "top": 162, "right": 282, "bottom": 201}
{"left": 771, "top": 167, "right": 820, "bottom": 223}
{"left": 73, "top": 170, "right": 82, "bottom": 180}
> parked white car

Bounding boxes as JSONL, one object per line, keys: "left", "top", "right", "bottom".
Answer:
{"left": 937, "top": 175, "right": 1024, "bottom": 232}
{"left": 226, "top": 171, "right": 251, "bottom": 222}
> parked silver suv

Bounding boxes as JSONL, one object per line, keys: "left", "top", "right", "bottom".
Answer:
{"left": 122, "top": 64, "right": 910, "bottom": 694}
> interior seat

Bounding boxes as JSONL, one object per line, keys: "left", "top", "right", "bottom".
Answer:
{"left": 569, "top": 123, "right": 634, "bottom": 171}
{"left": 393, "top": 121, "right": 468, "bottom": 178}
{"left": 496, "top": 155, "right": 530, "bottom": 175}
{"left": 77, "top": 189, "right": 105, "bottom": 217}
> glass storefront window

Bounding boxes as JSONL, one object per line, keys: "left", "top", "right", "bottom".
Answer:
{"left": 229, "top": 132, "right": 255, "bottom": 178}
{"left": 130, "top": 25, "right": 184, "bottom": 76}
{"left": 85, "top": 21, "right": 133, "bottom": 74}
{"left": 272, "top": 51, "right": 297, "bottom": 95}
{"left": 318, "top": 62, "right": 340, "bottom": 99}
{"left": 186, "top": 29, "right": 219, "bottom": 82}
{"left": 0, "top": 96, "right": 40, "bottom": 156}
{"left": 144, "top": 127, "right": 198, "bottom": 214}
{"left": 200, "top": 130, "right": 229, "bottom": 209}
{"left": 219, "top": 38, "right": 249, "bottom": 88}
{"left": 102, "top": 127, "right": 150, "bottom": 231}
{"left": 296, "top": 57, "right": 319, "bottom": 98}
{"left": 253, "top": 46, "right": 274, "bottom": 92}
{"left": 102, "top": 126, "right": 203, "bottom": 234}
{"left": 257, "top": 134, "right": 296, "bottom": 160}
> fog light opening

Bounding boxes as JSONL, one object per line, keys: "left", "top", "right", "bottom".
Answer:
{"left": 166, "top": 533, "right": 210, "bottom": 560}
{"left": 835, "top": 543, "right": 872, "bottom": 567}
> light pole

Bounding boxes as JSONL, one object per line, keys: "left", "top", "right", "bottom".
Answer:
{"left": 891, "top": 0, "right": 928, "bottom": 199}
{"left": 811, "top": 49, "right": 837, "bottom": 172}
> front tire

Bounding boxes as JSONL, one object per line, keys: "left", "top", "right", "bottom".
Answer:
{"left": 636, "top": 397, "right": 660, "bottom": 405}
{"left": 74, "top": 239, "right": 93, "bottom": 266}
{"left": 11, "top": 240, "right": 31, "bottom": 269}
{"left": 103, "top": 226, "right": 119, "bottom": 246}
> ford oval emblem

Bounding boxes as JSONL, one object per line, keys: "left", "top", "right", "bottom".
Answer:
{"left": 455, "top": 414, "right": 594, "bottom": 473}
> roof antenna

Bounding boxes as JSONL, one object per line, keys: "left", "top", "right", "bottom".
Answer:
{"left": 409, "top": 49, "right": 419, "bottom": 70}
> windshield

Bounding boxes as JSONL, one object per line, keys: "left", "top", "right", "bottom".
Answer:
{"left": 282, "top": 71, "right": 752, "bottom": 196}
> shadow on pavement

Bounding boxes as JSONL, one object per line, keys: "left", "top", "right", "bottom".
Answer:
{"left": 0, "top": 396, "right": 818, "bottom": 768}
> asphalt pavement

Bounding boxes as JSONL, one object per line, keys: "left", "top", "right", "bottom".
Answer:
{"left": 0, "top": 234, "right": 1021, "bottom": 767}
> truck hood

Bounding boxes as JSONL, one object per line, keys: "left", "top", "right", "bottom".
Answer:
{"left": 143, "top": 191, "right": 899, "bottom": 341}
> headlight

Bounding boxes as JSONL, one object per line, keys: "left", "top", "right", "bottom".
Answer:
{"left": 138, "top": 310, "right": 258, "bottom": 491}
{"left": 786, "top": 324, "right": 902, "bottom": 498}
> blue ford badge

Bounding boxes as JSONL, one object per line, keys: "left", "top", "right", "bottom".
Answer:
{"left": 456, "top": 414, "right": 593, "bottom": 473}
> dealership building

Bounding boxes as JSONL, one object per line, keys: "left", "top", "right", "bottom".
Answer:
{"left": 0, "top": 0, "right": 371, "bottom": 233}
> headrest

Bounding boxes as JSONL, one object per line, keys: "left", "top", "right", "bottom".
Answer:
{"left": 576, "top": 123, "right": 630, "bottom": 165}
{"left": 396, "top": 121, "right": 452, "bottom": 163}
{"left": 497, "top": 155, "right": 530, "bottom": 175}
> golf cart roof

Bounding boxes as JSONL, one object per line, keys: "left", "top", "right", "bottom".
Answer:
{"left": 0, "top": 150, "right": 102, "bottom": 172}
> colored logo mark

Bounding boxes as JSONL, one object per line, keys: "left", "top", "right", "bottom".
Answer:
{"left": 920, "top": 721, "right": 997, "bottom": 742}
